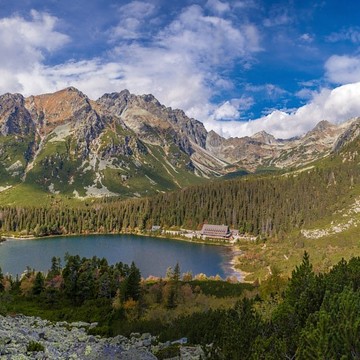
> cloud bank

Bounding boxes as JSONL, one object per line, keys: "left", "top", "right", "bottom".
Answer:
{"left": 207, "top": 82, "right": 360, "bottom": 138}
{"left": 1, "top": 2, "right": 360, "bottom": 140}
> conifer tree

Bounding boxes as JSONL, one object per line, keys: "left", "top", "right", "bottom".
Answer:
{"left": 0, "top": 266, "right": 4, "bottom": 292}
{"left": 32, "top": 272, "right": 45, "bottom": 295}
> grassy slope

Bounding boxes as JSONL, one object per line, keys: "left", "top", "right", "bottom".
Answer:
{"left": 0, "top": 120, "right": 208, "bottom": 204}
{"left": 235, "top": 143, "right": 360, "bottom": 281}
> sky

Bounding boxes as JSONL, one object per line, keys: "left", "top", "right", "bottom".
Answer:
{"left": 1, "top": 0, "right": 360, "bottom": 139}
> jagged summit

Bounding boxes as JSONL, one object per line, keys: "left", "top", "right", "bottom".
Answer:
{"left": 312, "top": 120, "right": 333, "bottom": 131}
{"left": 0, "top": 87, "right": 358, "bottom": 199}
{"left": 250, "top": 130, "right": 277, "bottom": 144}
{"left": 332, "top": 117, "right": 360, "bottom": 153}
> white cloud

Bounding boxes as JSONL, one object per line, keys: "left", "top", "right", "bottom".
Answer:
{"left": 244, "top": 83, "right": 288, "bottom": 102}
{"left": 0, "top": 4, "right": 260, "bottom": 120}
{"left": 105, "top": 4, "right": 261, "bottom": 120}
{"left": 212, "top": 101, "right": 240, "bottom": 120}
{"left": 263, "top": 7, "right": 292, "bottom": 28}
{"left": 233, "top": 0, "right": 258, "bottom": 9}
{"left": 157, "top": 5, "right": 261, "bottom": 65}
{"left": 203, "top": 82, "right": 360, "bottom": 139}
{"left": 206, "top": 0, "right": 231, "bottom": 14}
{"left": 325, "top": 55, "right": 360, "bottom": 84}
{"left": 0, "top": 10, "right": 69, "bottom": 69}
{"left": 327, "top": 27, "right": 360, "bottom": 43}
{"left": 118, "top": 1, "right": 156, "bottom": 18}
{"left": 110, "top": 1, "right": 156, "bottom": 40}
{"left": 0, "top": 10, "right": 69, "bottom": 94}
{"left": 296, "top": 88, "right": 315, "bottom": 100}
{"left": 299, "top": 33, "right": 314, "bottom": 43}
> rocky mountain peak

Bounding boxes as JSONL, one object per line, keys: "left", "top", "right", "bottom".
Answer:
{"left": 0, "top": 92, "right": 34, "bottom": 136}
{"left": 312, "top": 120, "right": 334, "bottom": 132}
{"left": 96, "top": 90, "right": 131, "bottom": 118}
{"left": 332, "top": 117, "right": 360, "bottom": 153}
{"left": 25, "top": 87, "right": 92, "bottom": 134}
{"left": 206, "top": 130, "right": 225, "bottom": 147}
{"left": 140, "top": 93, "right": 161, "bottom": 106}
{"left": 250, "top": 130, "right": 277, "bottom": 144}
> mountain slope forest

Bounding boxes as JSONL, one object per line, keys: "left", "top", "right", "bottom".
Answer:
{"left": 0, "top": 129, "right": 359, "bottom": 237}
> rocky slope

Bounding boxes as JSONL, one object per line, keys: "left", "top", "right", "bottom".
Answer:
{"left": 206, "top": 119, "right": 355, "bottom": 172}
{"left": 0, "top": 87, "right": 358, "bottom": 199}
{"left": 0, "top": 315, "right": 204, "bottom": 359}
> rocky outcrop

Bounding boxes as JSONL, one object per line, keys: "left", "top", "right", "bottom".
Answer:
{"left": 0, "top": 315, "right": 204, "bottom": 360}
{"left": 0, "top": 93, "right": 34, "bottom": 136}
{"left": 0, "top": 315, "right": 156, "bottom": 359}
{"left": 332, "top": 117, "right": 360, "bottom": 153}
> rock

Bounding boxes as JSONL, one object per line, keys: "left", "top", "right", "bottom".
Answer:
{"left": 0, "top": 315, "right": 156, "bottom": 359}
{"left": 180, "top": 345, "right": 205, "bottom": 360}
{"left": 120, "top": 348, "right": 157, "bottom": 360}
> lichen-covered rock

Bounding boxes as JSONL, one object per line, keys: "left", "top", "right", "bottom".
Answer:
{"left": 0, "top": 315, "right": 157, "bottom": 359}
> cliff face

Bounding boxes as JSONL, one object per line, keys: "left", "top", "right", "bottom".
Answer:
{"left": 0, "top": 87, "right": 357, "bottom": 198}
{"left": 0, "top": 93, "right": 35, "bottom": 136}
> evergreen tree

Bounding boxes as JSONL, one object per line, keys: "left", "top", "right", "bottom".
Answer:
{"left": 32, "top": 272, "right": 45, "bottom": 295}
{"left": 0, "top": 266, "right": 4, "bottom": 292}
{"left": 123, "top": 262, "right": 141, "bottom": 301}
{"left": 62, "top": 254, "right": 81, "bottom": 303}
{"left": 297, "top": 288, "right": 360, "bottom": 359}
{"left": 47, "top": 256, "right": 61, "bottom": 280}
{"left": 214, "top": 298, "right": 262, "bottom": 359}
{"left": 173, "top": 263, "right": 181, "bottom": 283}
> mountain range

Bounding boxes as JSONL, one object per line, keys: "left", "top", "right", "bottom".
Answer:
{"left": 0, "top": 87, "right": 358, "bottom": 200}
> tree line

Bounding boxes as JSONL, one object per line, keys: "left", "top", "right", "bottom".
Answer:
{"left": 2, "top": 251, "right": 360, "bottom": 358}
{"left": 0, "top": 254, "right": 141, "bottom": 306}
{"left": 0, "top": 154, "right": 358, "bottom": 237}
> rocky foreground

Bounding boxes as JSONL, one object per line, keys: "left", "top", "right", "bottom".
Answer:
{"left": 0, "top": 315, "right": 204, "bottom": 359}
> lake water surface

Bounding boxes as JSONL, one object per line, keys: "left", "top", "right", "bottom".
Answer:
{"left": 0, "top": 234, "right": 239, "bottom": 279}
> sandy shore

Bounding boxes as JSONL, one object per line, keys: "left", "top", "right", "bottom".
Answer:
{"left": 227, "top": 246, "right": 252, "bottom": 282}
{"left": 3, "top": 235, "right": 36, "bottom": 241}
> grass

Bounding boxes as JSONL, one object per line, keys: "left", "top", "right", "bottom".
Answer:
{"left": 235, "top": 220, "right": 360, "bottom": 282}
{"left": 0, "top": 127, "right": 208, "bottom": 205}
{"left": 0, "top": 182, "right": 93, "bottom": 207}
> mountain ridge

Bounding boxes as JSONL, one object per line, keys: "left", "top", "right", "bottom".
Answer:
{"left": 0, "top": 87, "right": 358, "bottom": 200}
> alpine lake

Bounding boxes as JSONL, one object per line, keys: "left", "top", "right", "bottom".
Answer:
{"left": 0, "top": 234, "right": 240, "bottom": 280}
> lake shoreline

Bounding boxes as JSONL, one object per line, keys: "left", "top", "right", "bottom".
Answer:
{"left": 1, "top": 231, "right": 249, "bottom": 282}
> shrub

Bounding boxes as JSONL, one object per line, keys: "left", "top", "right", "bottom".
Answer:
{"left": 27, "top": 341, "right": 45, "bottom": 352}
{"left": 155, "top": 344, "right": 180, "bottom": 359}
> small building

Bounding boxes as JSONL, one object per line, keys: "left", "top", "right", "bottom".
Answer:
{"left": 201, "top": 224, "right": 231, "bottom": 239}
{"left": 151, "top": 225, "right": 161, "bottom": 232}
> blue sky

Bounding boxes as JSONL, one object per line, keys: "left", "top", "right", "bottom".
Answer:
{"left": 1, "top": 0, "right": 360, "bottom": 138}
